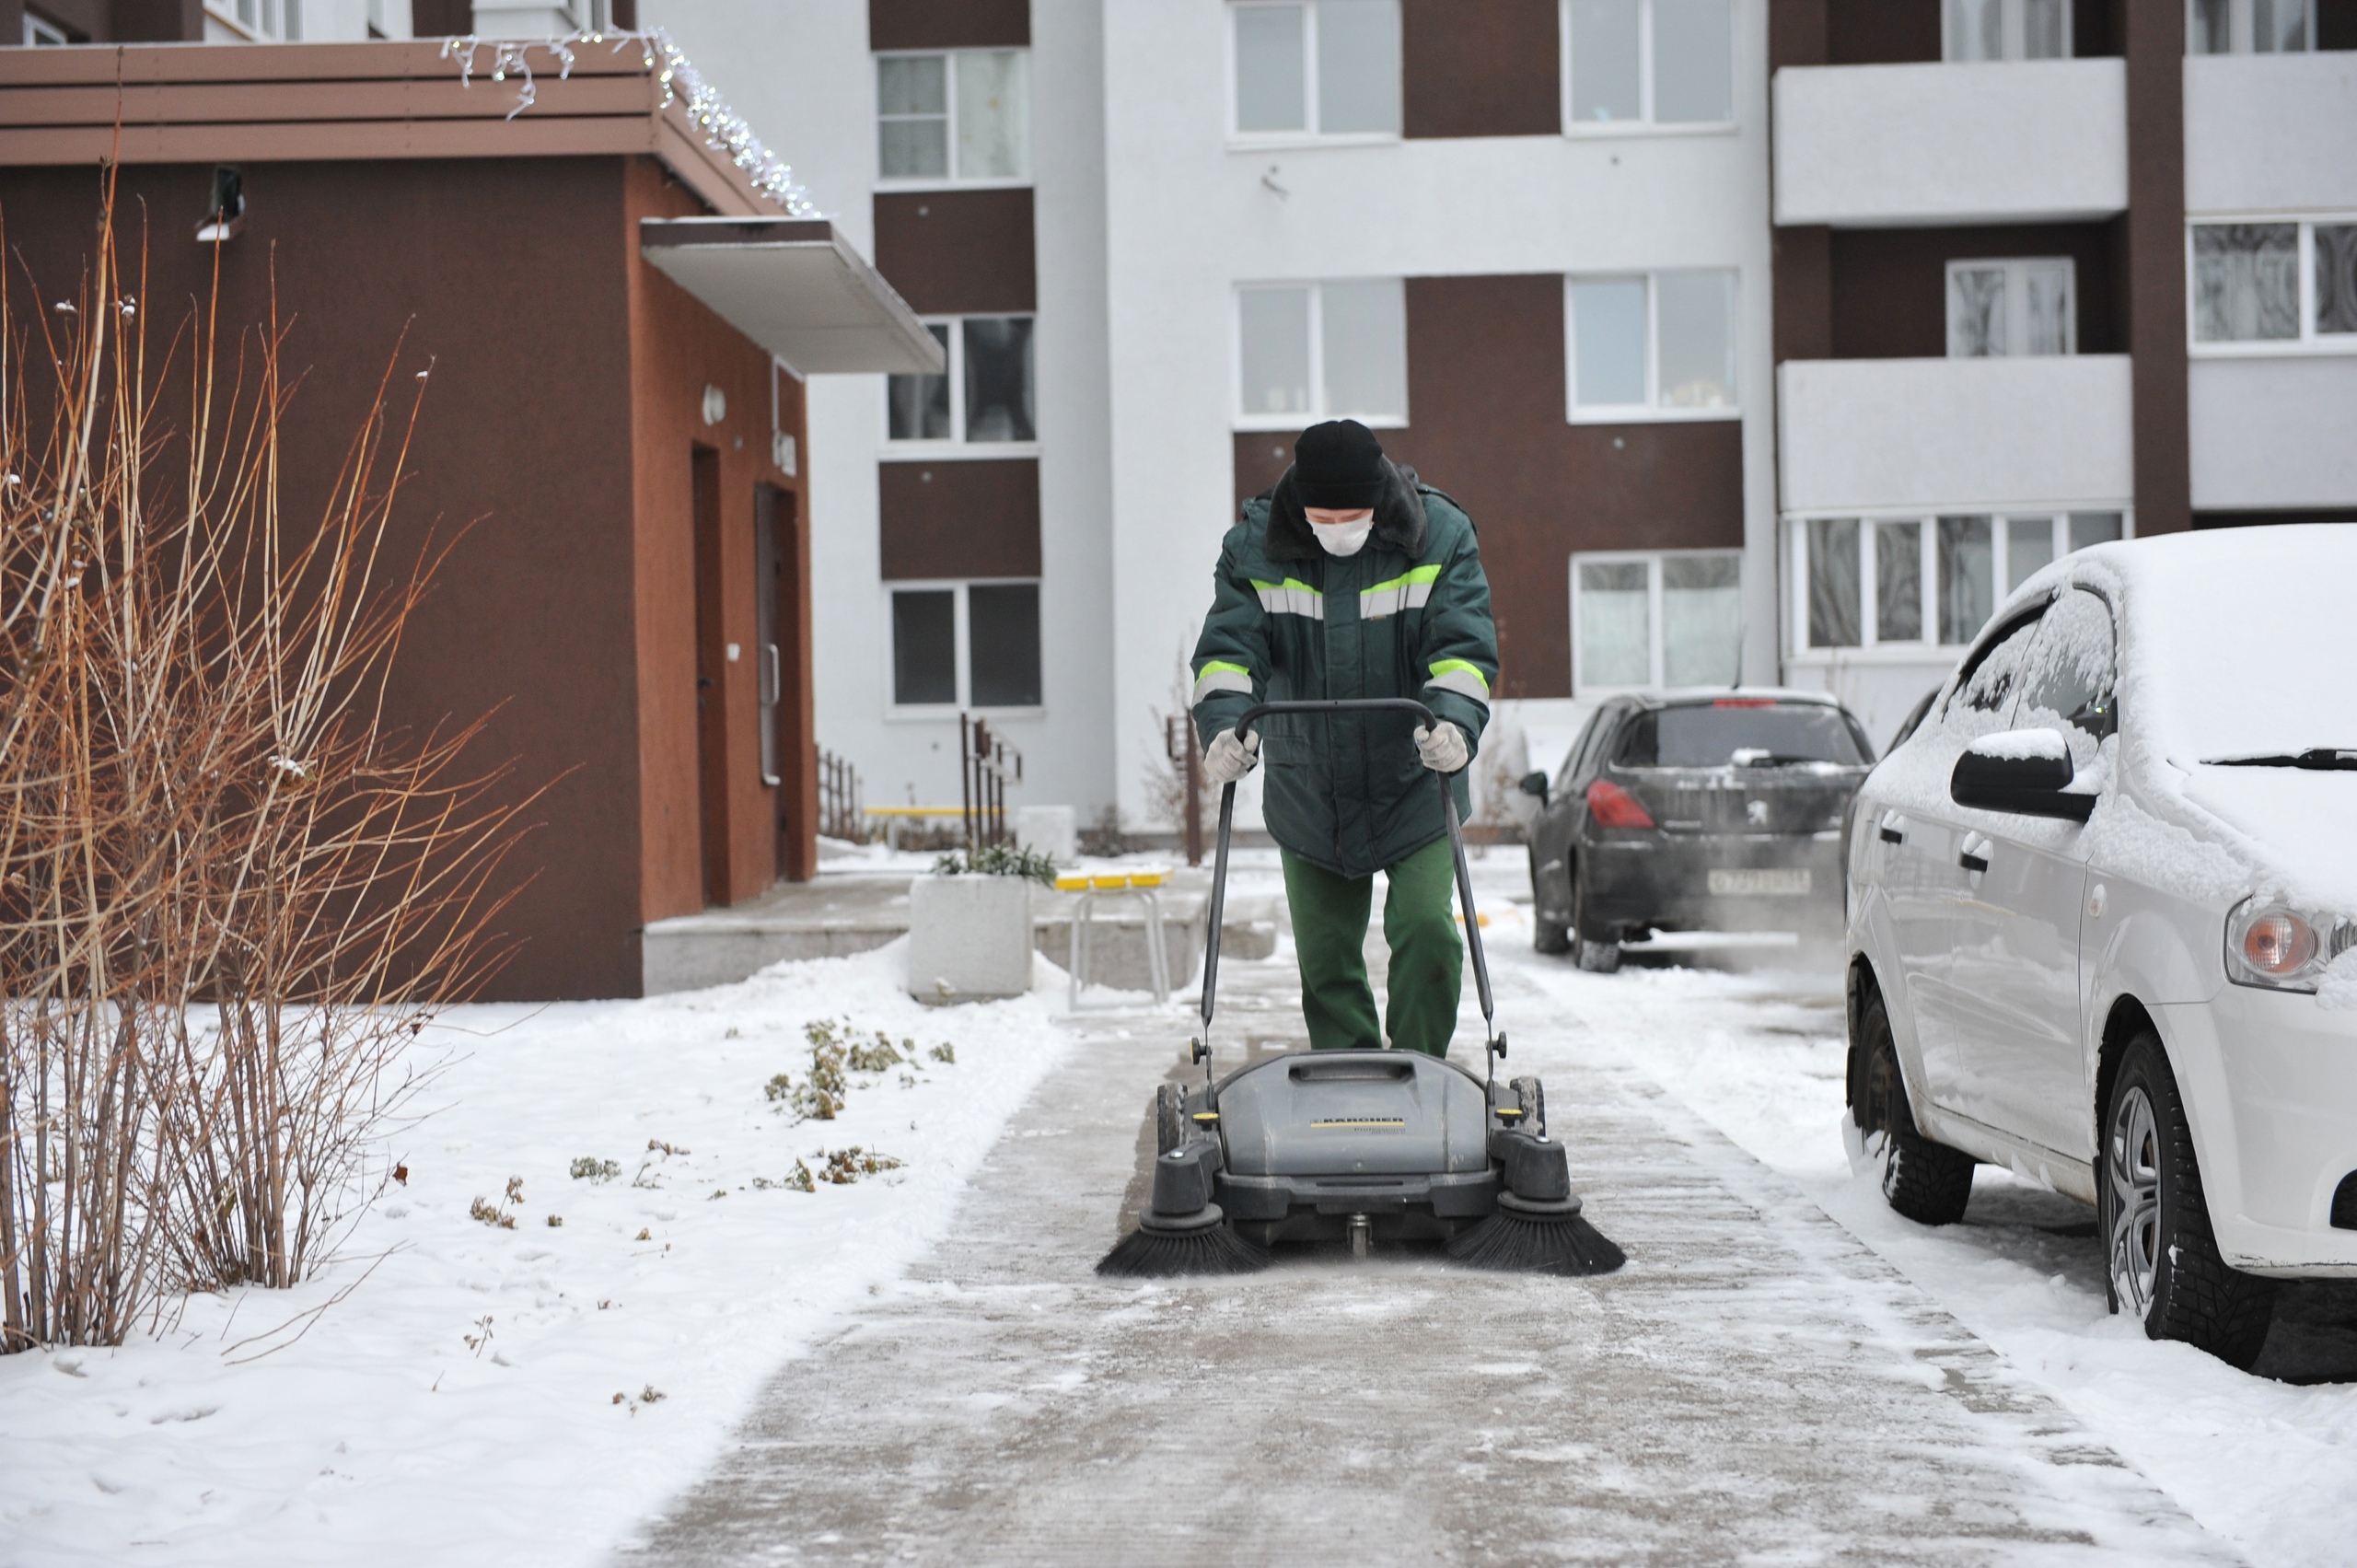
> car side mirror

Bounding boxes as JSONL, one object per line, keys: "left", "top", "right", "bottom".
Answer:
{"left": 1518, "top": 771, "right": 1550, "bottom": 804}
{"left": 1949, "top": 729, "right": 2096, "bottom": 822}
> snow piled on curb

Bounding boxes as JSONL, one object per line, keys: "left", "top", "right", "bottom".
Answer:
{"left": 0, "top": 940, "right": 1074, "bottom": 1567}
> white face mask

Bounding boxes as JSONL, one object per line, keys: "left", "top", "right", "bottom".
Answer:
{"left": 1308, "top": 516, "right": 1374, "bottom": 557}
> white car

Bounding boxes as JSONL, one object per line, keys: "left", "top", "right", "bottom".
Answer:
{"left": 1844, "top": 525, "right": 2357, "bottom": 1369}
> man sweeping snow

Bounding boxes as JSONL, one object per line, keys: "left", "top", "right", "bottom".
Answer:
{"left": 1190, "top": 419, "right": 1500, "bottom": 1059}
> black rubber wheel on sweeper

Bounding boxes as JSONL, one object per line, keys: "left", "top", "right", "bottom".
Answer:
{"left": 1155, "top": 1081, "right": 1187, "bottom": 1157}
{"left": 2101, "top": 1031, "right": 2276, "bottom": 1370}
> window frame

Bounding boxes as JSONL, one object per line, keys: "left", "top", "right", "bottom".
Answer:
{"left": 22, "top": 11, "right": 71, "bottom": 43}
{"left": 1570, "top": 547, "right": 1745, "bottom": 696}
{"left": 1563, "top": 269, "right": 1742, "bottom": 423}
{"left": 1232, "top": 279, "right": 1410, "bottom": 429}
{"left": 2187, "top": 0, "right": 2315, "bottom": 53}
{"left": 2185, "top": 215, "right": 2357, "bottom": 357}
{"left": 883, "top": 577, "right": 1047, "bottom": 718}
{"left": 873, "top": 47, "right": 1034, "bottom": 191}
{"left": 1560, "top": 0, "right": 1737, "bottom": 140}
{"left": 883, "top": 315, "right": 1041, "bottom": 456}
{"left": 1782, "top": 506, "right": 2134, "bottom": 660}
{"left": 204, "top": 0, "right": 300, "bottom": 39}
{"left": 1944, "top": 256, "right": 2079, "bottom": 357}
{"left": 1226, "top": 0, "right": 1404, "bottom": 148}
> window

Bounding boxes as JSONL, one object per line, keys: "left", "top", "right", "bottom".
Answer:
{"left": 1564, "top": 0, "right": 1733, "bottom": 130}
{"left": 1790, "top": 511, "right": 2126, "bottom": 653}
{"left": 1944, "top": 0, "right": 2073, "bottom": 60}
{"left": 1236, "top": 280, "right": 1407, "bottom": 424}
{"left": 22, "top": 11, "right": 70, "bottom": 43}
{"left": 1567, "top": 270, "right": 1736, "bottom": 418}
{"left": 2190, "top": 219, "right": 2357, "bottom": 349}
{"left": 2014, "top": 588, "right": 2118, "bottom": 767}
{"left": 206, "top": 0, "right": 301, "bottom": 38}
{"left": 888, "top": 582, "right": 1041, "bottom": 710}
{"left": 2189, "top": 0, "right": 2313, "bottom": 52}
{"left": 887, "top": 318, "right": 1037, "bottom": 446}
{"left": 1945, "top": 258, "right": 2076, "bottom": 356}
{"left": 1619, "top": 703, "right": 1870, "bottom": 767}
{"left": 1232, "top": 1, "right": 1401, "bottom": 138}
{"left": 877, "top": 51, "right": 1030, "bottom": 183}
{"left": 1572, "top": 551, "right": 1742, "bottom": 692}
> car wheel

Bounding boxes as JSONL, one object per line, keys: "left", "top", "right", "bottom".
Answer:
{"left": 1859, "top": 991, "right": 1974, "bottom": 1225}
{"left": 1571, "top": 865, "right": 1620, "bottom": 974}
{"left": 1509, "top": 1074, "right": 1547, "bottom": 1138}
{"left": 1155, "top": 1081, "right": 1186, "bottom": 1156}
{"left": 2101, "top": 1032, "right": 2276, "bottom": 1369}
{"left": 1529, "top": 848, "right": 1571, "bottom": 954}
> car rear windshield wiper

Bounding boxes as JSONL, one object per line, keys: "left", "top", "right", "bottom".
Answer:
{"left": 2203, "top": 749, "right": 2357, "bottom": 772}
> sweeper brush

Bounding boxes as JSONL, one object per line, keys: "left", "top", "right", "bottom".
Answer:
{"left": 1095, "top": 697, "right": 1626, "bottom": 1279}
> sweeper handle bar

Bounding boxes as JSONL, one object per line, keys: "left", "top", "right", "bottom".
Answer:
{"left": 1196, "top": 699, "right": 1499, "bottom": 1088}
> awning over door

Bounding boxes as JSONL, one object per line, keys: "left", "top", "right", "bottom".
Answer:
{"left": 640, "top": 217, "right": 943, "bottom": 377}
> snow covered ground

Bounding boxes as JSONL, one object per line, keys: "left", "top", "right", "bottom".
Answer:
{"left": 0, "top": 944, "right": 1083, "bottom": 1567}
{"left": 1471, "top": 872, "right": 2357, "bottom": 1568}
{"left": 5, "top": 848, "right": 2354, "bottom": 1566}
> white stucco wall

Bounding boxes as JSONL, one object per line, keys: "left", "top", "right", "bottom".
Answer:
{"left": 641, "top": 0, "right": 1117, "bottom": 824}
{"left": 2184, "top": 52, "right": 2357, "bottom": 215}
{"left": 1101, "top": 0, "right": 1778, "bottom": 830}
{"left": 2188, "top": 356, "right": 2357, "bottom": 511}
{"left": 1776, "top": 355, "right": 2134, "bottom": 514}
{"left": 1771, "top": 58, "right": 2126, "bottom": 227}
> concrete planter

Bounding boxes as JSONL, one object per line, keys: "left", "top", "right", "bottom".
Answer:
{"left": 906, "top": 874, "right": 1035, "bottom": 1004}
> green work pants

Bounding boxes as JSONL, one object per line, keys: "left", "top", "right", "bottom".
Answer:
{"left": 1281, "top": 834, "right": 1462, "bottom": 1058}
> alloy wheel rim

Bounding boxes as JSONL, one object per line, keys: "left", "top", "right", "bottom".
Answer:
{"left": 2107, "top": 1085, "right": 2162, "bottom": 1318}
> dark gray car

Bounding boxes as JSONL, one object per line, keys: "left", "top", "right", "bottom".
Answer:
{"left": 1519, "top": 692, "right": 1875, "bottom": 970}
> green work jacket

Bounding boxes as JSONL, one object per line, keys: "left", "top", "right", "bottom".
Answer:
{"left": 1190, "top": 461, "right": 1499, "bottom": 877}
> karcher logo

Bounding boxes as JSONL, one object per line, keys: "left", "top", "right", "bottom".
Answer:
{"left": 1309, "top": 1117, "right": 1406, "bottom": 1129}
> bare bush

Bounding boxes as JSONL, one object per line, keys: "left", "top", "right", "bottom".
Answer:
{"left": 0, "top": 181, "right": 530, "bottom": 1350}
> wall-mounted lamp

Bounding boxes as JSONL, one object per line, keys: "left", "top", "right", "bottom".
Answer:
{"left": 772, "top": 431, "right": 797, "bottom": 476}
{"left": 701, "top": 383, "right": 726, "bottom": 426}
{"left": 195, "top": 165, "right": 243, "bottom": 244}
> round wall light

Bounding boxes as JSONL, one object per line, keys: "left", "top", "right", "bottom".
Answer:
{"left": 701, "top": 384, "right": 727, "bottom": 426}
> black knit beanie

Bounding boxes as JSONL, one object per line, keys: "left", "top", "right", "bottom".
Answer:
{"left": 1293, "top": 420, "right": 1387, "bottom": 509}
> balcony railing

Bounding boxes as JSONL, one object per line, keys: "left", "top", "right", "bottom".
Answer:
{"left": 1777, "top": 355, "right": 2133, "bottom": 515}
{"left": 2185, "top": 52, "right": 2357, "bottom": 216}
{"left": 1772, "top": 58, "right": 2126, "bottom": 227}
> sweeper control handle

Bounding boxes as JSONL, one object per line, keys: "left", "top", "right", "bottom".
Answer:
{"left": 1198, "top": 699, "right": 1500, "bottom": 1092}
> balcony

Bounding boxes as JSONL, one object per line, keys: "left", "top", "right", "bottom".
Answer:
{"left": 2189, "top": 357, "right": 2357, "bottom": 512}
{"left": 2185, "top": 52, "right": 2357, "bottom": 216}
{"left": 1777, "top": 355, "right": 2133, "bottom": 514}
{"left": 1772, "top": 59, "right": 2126, "bottom": 227}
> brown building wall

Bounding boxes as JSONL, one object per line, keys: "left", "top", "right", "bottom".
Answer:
{"left": 878, "top": 459, "right": 1042, "bottom": 580}
{"left": 873, "top": 188, "right": 1036, "bottom": 314}
{"left": 1827, "top": 223, "right": 2126, "bottom": 357}
{"left": 623, "top": 157, "right": 807, "bottom": 922}
{"left": 869, "top": 0, "right": 1028, "bottom": 52}
{"left": 1233, "top": 275, "right": 1743, "bottom": 699}
{"left": 1401, "top": 0, "right": 1560, "bottom": 138}
{"left": 2123, "top": 0, "right": 2189, "bottom": 534}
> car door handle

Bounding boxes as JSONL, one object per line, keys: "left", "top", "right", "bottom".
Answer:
{"left": 1876, "top": 810, "right": 1904, "bottom": 845}
{"left": 1958, "top": 832, "right": 1991, "bottom": 875}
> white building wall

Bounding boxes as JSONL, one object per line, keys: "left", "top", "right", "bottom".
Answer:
{"left": 1102, "top": 0, "right": 1778, "bottom": 830}
{"left": 2184, "top": 52, "right": 2357, "bottom": 215}
{"left": 1772, "top": 58, "right": 2127, "bottom": 227}
{"left": 641, "top": 0, "right": 1117, "bottom": 824}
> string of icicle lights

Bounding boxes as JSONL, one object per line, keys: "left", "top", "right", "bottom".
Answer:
{"left": 439, "top": 27, "right": 824, "bottom": 218}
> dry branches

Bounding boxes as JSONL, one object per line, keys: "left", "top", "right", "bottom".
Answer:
{"left": 0, "top": 178, "right": 530, "bottom": 1350}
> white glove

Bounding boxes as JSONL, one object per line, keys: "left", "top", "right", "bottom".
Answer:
{"left": 1413, "top": 722, "right": 1469, "bottom": 774}
{"left": 1202, "top": 727, "right": 1260, "bottom": 786}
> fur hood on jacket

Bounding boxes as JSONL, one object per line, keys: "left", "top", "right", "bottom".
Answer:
{"left": 1258, "top": 459, "right": 1429, "bottom": 563}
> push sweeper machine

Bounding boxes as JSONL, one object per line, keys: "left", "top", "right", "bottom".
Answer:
{"left": 1098, "top": 699, "right": 1626, "bottom": 1279}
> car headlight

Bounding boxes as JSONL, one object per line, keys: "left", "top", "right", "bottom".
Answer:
{"left": 2223, "top": 896, "right": 2357, "bottom": 992}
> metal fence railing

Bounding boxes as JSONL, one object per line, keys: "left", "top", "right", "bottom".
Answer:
{"left": 818, "top": 748, "right": 863, "bottom": 843}
{"left": 960, "top": 714, "right": 1023, "bottom": 853}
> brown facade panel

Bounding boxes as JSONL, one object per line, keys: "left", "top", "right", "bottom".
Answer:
{"left": 879, "top": 458, "right": 1041, "bottom": 581}
{"left": 1773, "top": 225, "right": 1832, "bottom": 363}
{"left": 869, "top": 0, "right": 1028, "bottom": 52}
{"left": 1827, "top": 0, "right": 1939, "bottom": 63}
{"left": 873, "top": 187, "right": 1037, "bottom": 315}
{"left": 1234, "top": 275, "right": 1742, "bottom": 700}
{"left": 2124, "top": 0, "right": 2189, "bottom": 533}
{"left": 1769, "top": 0, "right": 1829, "bottom": 68}
{"left": 1827, "top": 223, "right": 2125, "bottom": 357}
{"left": 1401, "top": 0, "right": 1560, "bottom": 138}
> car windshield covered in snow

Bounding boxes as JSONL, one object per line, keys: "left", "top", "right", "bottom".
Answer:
{"left": 1617, "top": 703, "right": 1869, "bottom": 769}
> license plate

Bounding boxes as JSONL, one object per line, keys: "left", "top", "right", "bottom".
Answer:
{"left": 1709, "top": 868, "right": 1811, "bottom": 897}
